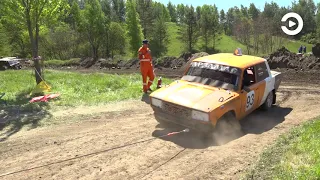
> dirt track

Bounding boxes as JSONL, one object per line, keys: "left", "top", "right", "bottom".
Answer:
{"left": 0, "top": 74, "right": 320, "bottom": 179}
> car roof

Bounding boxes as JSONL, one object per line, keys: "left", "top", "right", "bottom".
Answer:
{"left": 192, "top": 53, "right": 266, "bottom": 69}
{"left": 0, "top": 57, "right": 19, "bottom": 61}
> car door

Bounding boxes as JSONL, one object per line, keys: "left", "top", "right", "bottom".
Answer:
{"left": 240, "top": 66, "right": 264, "bottom": 117}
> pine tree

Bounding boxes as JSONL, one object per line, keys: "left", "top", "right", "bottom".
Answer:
{"left": 136, "top": 0, "right": 153, "bottom": 39}
{"left": 167, "top": 2, "right": 177, "bottom": 22}
{"left": 150, "top": 15, "right": 169, "bottom": 57}
{"left": 79, "top": 0, "right": 107, "bottom": 60}
{"left": 125, "top": 0, "right": 143, "bottom": 57}
{"left": 179, "top": 5, "right": 198, "bottom": 52}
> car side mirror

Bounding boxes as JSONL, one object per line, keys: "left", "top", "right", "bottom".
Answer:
{"left": 243, "top": 86, "right": 251, "bottom": 92}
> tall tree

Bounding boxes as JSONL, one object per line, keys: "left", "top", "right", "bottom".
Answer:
{"left": 0, "top": 23, "right": 15, "bottom": 56}
{"left": 292, "top": 0, "right": 316, "bottom": 37}
{"left": 196, "top": 6, "right": 201, "bottom": 28}
{"left": 100, "top": 0, "right": 112, "bottom": 19}
{"left": 211, "top": 5, "right": 220, "bottom": 48}
{"left": 167, "top": 1, "right": 177, "bottom": 22}
{"left": 234, "top": 17, "right": 252, "bottom": 54}
{"left": 226, "top": 7, "right": 235, "bottom": 35}
{"left": 220, "top": 9, "right": 227, "bottom": 34}
{"left": 108, "top": 22, "right": 126, "bottom": 58}
{"left": 240, "top": 5, "right": 249, "bottom": 18}
{"left": 118, "top": 0, "right": 126, "bottom": 22}
{"left": 200, "top": 5, "right": 213, "bottom": 52}
{"left": 316, "top": 3, "right": 320, "bottom": 40}
{"left": 1, "top": 0, "right": 68, "bottom": 84}
{"left": 79, "top": 0, "right": 107, "bottom": 61}
{"left": 262, "top": 2, "right": 279, "bottom": 19}
{"left": 150, "top": 15, "right": 169, "bottom": 57}
{"left": 67, "top": 0, "right": 81, "bottom": 30}
{"left": 152, "top": 2, "right": 170, "bottom": 22}
{"left": 179, "top": 5, "right": 198, "bottom": 52}
{"left": 126, "top": 0, "right": 143, "bottom": 56}
{"left": 136, "top": 0, "right": 153, "bottom": 39}
{"left": 176, "top": 4, "right": 185, "bottom": 24}
{"left": 248, "top": 3, "right": 260, "bottom": 20}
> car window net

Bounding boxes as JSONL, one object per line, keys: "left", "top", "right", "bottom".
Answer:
{"left": 182, "top": 62, "right": 241, "bottom": 91}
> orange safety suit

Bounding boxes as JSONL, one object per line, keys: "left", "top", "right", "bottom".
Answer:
{"left": 138, "top": 46, "right": 155, "bottom": 92}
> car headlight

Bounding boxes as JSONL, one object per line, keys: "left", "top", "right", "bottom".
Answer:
{"left": 192, "top": 110, "right": 209, "bottom": 122}
{"left": 151, "top": 98, "right": 162, "bottom": 108}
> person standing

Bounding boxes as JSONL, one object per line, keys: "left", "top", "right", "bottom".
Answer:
{"left": 138, "top": 39, "right": 155, "bottom": 93}
{"left": 303, "top": 45, "right": 307, "bottom": 53}
{"left": 298, "top": 45, "right": 303, "bottom": 53}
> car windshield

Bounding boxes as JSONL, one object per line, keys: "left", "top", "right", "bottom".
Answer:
{"left": 182, "top": 61, "right": 242, "bottom": 91}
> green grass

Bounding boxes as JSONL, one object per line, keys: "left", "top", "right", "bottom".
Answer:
{"left": 166, "top": 22, "right": 184, "bottom": 57}
{"left": 244, "top": 117, "right": 320, "bottom": 179}
{"left": 166, "top": 22, "right": 247, "bottom": 56}
{"left": 215, "top": 34, "right": 247, "bottom": 53}
{"left": 286, "top": 39, "right": 313, "bottom": 53}
{"left": 166, "top": 22, "right": 313, "bottom": 57}
{"left": 0, "top": 70, "right": 173, "bottom": 107}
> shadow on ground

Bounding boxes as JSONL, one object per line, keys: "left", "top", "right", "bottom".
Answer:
{"left": 141, "top": 93, "right": 150, "bottom": 104}
{"left": 0, "top": 89, "right": 52, "bottom": 142}
{"left": 152, "top": 105, "right": 293, "bottom": 149}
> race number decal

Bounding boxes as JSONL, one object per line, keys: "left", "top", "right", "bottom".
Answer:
{"left": 246, "top": 91, "right": 255, "bottom": 111}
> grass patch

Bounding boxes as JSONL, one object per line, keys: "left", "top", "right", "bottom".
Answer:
{"left": 244, "top": 117, "right": 320, "bottom": 179}
{"left": 215, "top": 34, "right": 247, "bottom": 53}
{"left": 286, "top": 39, "right": 313, "bottom": 54}
{"left": 166, "top": 22, "right": 313, "bottom": 57}
{"left": 0, "top": 70, "right": 173, "bottom": 107}
{"left": 167, "top": 22, "right": 184, "bottom": 57}
{"left": 0, "top": 69, "right": 173, "bottom": 140}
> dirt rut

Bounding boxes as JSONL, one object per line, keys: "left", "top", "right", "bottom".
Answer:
{"left": 0, "top": 83, "right": 320, "bottom": 180}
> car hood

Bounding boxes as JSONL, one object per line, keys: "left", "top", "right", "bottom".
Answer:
{"left": 150, "top": 80, "right": 239, "bottom": 112}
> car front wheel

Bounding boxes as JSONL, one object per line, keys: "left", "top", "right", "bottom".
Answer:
{"left": 211, "top": 112, "right": 243, "bottom": 145}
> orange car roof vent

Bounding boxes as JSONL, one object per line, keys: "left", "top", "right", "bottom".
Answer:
{"left": 234, "top": 48, "right": 243, "bottom": 56}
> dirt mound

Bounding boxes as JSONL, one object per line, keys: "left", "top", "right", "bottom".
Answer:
{"left": 155, "top": 56, "right": 184, "bottom": 69}
{"left": 117, "top": 52, "right": 209, "bottom": 71}
{"left": 75, "top": 52, "right": 209, "bottom": 70}
{"left": 266, "top": 47, "right": 320, "bottom": 70}
{"left": 312, "top": 43, "right": 320, "bottom": 57}
{"left": 80, "top": 57, "right": 95, "bottom": 68}
{"left": 118, "top": 59, "right": 140, "bottom": 69}
{"left": 96, "top": 58, "right": 119, "bottom": 69}
{"left": 179, "top": 52, "right": 209, "bottom": 73}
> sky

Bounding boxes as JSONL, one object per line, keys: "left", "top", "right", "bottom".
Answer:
{"left": 155, "top": 0, "right": 320, "bottom": 12}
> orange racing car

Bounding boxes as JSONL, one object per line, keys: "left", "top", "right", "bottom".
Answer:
{"left": 149, "top": 52, "right": 283, "bottom": 135}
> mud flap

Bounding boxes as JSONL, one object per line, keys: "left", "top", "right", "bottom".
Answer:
{"left": 273, "top": 92, "right": 276, "bottom": 104}
{"left": 273, "top": 73, "right": 283, "bottom": 91}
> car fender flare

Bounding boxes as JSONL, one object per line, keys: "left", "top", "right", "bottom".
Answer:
{"left": 214, "top": 110, "right": 236, "bottom": 127}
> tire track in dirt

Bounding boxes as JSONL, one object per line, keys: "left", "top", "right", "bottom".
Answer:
{"left": 0, "top": 83, "right": 320, "bottom": 180}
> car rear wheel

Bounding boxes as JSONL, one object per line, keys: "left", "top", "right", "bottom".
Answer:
{"left": 262, "top": 91, "right": 274, "bottom": 111}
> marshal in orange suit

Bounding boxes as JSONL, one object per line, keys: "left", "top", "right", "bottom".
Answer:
{"left": 138, "top": 39, "right": 155, "bottom": 93}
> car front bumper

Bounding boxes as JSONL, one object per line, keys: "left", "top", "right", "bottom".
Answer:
{"left": 152, "top": 106, "right": 213, "bottom": 133}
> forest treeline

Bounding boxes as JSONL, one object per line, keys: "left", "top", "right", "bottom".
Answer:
{"left": 0, "top": 0, "right": 320, "bottom": 60}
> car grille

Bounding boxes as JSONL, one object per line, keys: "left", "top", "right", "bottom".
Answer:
{"left": 162, "top": 102, "right": 190, "bottom": 119}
